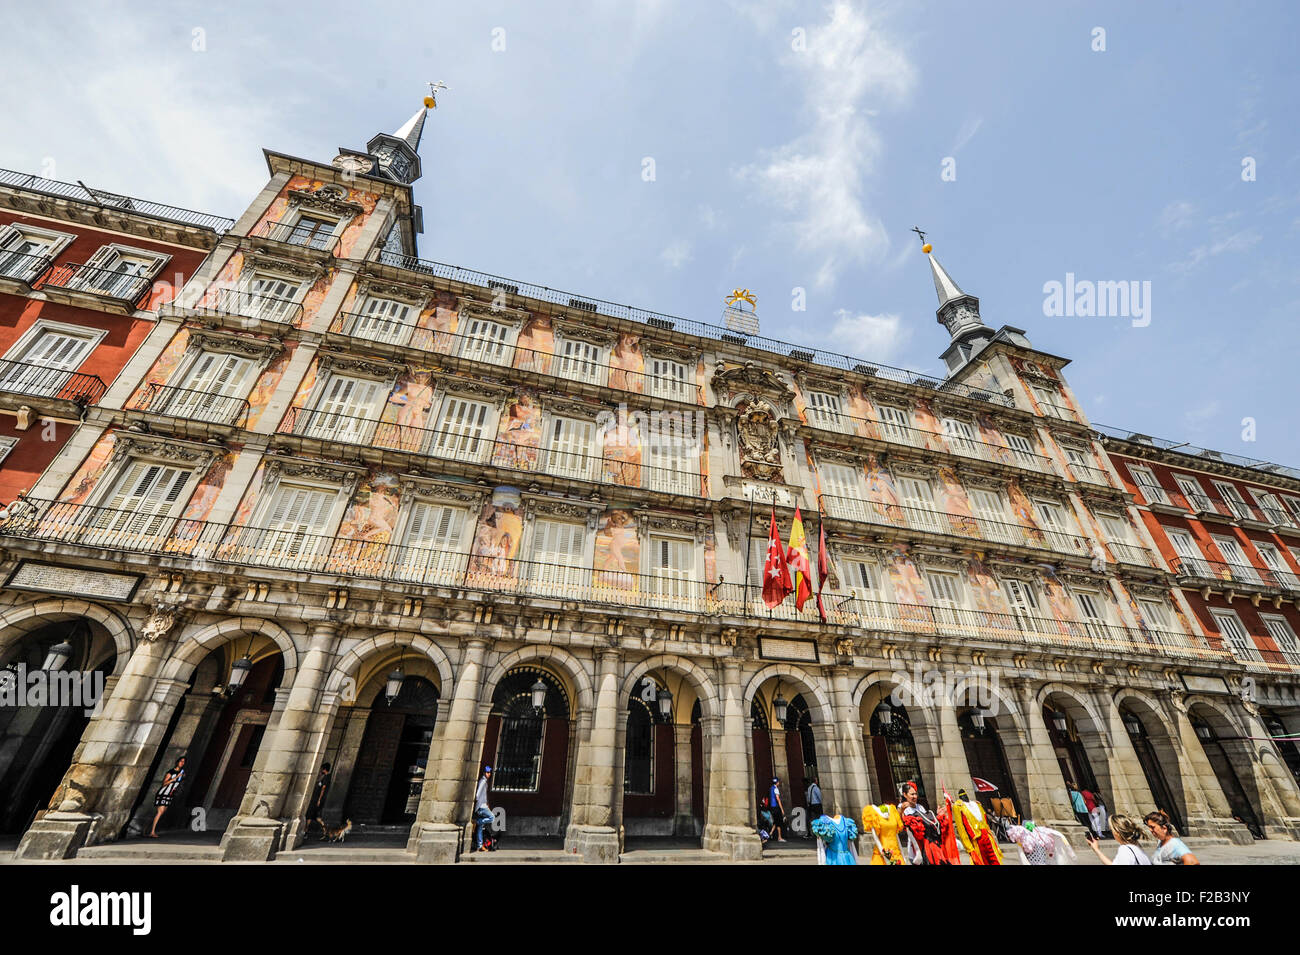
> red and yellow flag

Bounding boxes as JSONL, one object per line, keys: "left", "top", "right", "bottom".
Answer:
{"left": 786, "top": 507, "right": 813, "bottom": 611}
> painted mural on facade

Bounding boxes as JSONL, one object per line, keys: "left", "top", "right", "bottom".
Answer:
{"left": 468, "top": 486, "right": 522, "bottom": 578}
{"left": 180, "top": 449, "right": 237, "bottom": 523}
{"left": 608, "top": 334, "right": 644, "bottom": 394}
{"left": 255, "top": 175, "right": 380, "bottom": 260}
{"left": 593, "top": 509, "right": 638, "bottom": 588}
{"left": 59, "top": 433, "right": 117, "bottom": 505}
{"left": 937, "top": 467, "right": 978, "bottom": 537}
{"left": 514, "top": 313, "right": 554, "bottom": 376}
{"left": 493, "top": 390, "right": 541, "bottom": 472}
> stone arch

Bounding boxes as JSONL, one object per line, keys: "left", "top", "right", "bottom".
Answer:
{"left": 325, "top": 631, "right": 455, "bottom": 702}
{"left": 1112, "top": 687, "right": 1190, "bottom": 830}
{"left": 479, "top": 644, "right": 595, "bottom": 715}
{"left": 621, "top": 654, "right": 719, "bottom": 724}
{"left": 1036, "top": 682, "right": 1110, "bottom": 739}
{"left": 159, "top": 616, "right": 299, "bottom": 687}
{"left": 851, "top": 670, "right": 940, "bottom": 730}
{"left": 743, "top": 664, "right": 834, "bottom": 726}
{"left": 0, "top": 598, "right": 134, "bottom": 676}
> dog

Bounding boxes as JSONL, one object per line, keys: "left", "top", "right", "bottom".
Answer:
{"left": 319, "top": 818, "right": 352, "bottom": 843}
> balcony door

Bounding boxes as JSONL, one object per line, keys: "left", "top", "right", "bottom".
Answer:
{"left": 531, "top": 519, "right": 588, "bottom": 596}
{"left": 307, "top": 374, "right": 386, "bottom": 444}
{"left": 646, "top": 535, "right": 698, "bottom": 609}
{"left": 430, "top": 397, "right": 493, "bottom": 462}
{"left": 397, "top": 502, "right": 467, "bottom": 583}
{"left": 1168, "top": 528, "right": 1211, "bottom": 577}
{"left": 88, "top": 460, "right": 191, "bottom": 545}
{"left": 899, "top": 477, "right": 939, "bottom": 532}
{"left": 545, "top": 417, "right": 596, "bottom": 481}
{"left": 256, "top": 484, "right": 336, "bottom": 568}
{"left": 1212, "top": 536, "right": 1258, "bottom": 583}
{"left": 353, "top": 297, "right": 415, "bottom": 346}
{"left": 0, "top": 325, "right": 98, "bottom": 397}
{"left": 165, "top": 351, "right": 254, "bottom": 423}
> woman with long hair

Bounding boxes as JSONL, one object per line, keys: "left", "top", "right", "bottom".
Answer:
{"left": 148, "top": 755, "right": 186, "bottom": 838}
{"left": 1085, "top": 813, "right": 1150, "bottom": 864}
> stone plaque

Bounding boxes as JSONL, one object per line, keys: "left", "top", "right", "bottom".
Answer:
{"left": 758, "top": 637, "right": 819, "bottom": 663}
{"left": 6, "top": 561, "right": 142, "bottom": 602}
{"left": 1180, "top": 673, "right": 1230, "bottom": 696}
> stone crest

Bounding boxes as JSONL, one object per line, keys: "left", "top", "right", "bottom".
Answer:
{"left": 736, "top": 400, "right": 783, "bottom": 482}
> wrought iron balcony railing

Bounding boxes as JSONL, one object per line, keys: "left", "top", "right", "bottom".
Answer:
{"left": 329, "top": 310, "right": 704, "bottom": 405}
{"left": 254, "top": 219, "right": 340, "bottom": 254}
{"left": 802, "top": 411, "right": 1052, "bottom": 473}
{"left": 37, "top": 262, "right": 152, "bottom": 306}
{"left": 0, "top": 357, "right": 106, "bottom": 403}
{"left": 819, "top": 494, "right": 1091, "bottom": 558}
{"left": 186, "top": 287, "right": 305, "bottom": 327}
{"left": 1036, "top": 401, "right": 1081, "bottom": 424}
{"left": 0, "top": 167, "right": 234, "bottom": 233}
{"left": 126, "top": 382, "right": 250, "bottom": 427}
{"left": 371, "top": 249, "right": 1015, "bottom": 410}
{"left": 1170, "top": 556, "right": 1300, "bottom": 597}
{"left": 0, "top": 249, "right": 54, "bottom": 284}
{"left": 1104, "top": 541, "right": 1158, "bottom": 567}
{"left": 0, "top": 497, "right": 1216, "bottom": 661}
{"left": 1067, "top": 462, "right": 1115, "bottom": 488}
{"left": 279, "top": 406, "right": 705, "bottom": 497}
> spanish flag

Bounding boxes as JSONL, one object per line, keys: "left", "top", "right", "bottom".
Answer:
{"left": 786, "top": 507, "right": 814, "bottom": 611}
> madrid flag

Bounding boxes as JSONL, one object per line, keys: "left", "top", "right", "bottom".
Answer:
{"left": 787, "top": 507, "right": 814, "bottom": 611}
{"left": 761, "top": 508, "right": 793, "bottom": 609}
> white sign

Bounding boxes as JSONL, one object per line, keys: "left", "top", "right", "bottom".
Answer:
{"left": 7, "top": 561, "right": 141, "bottom": 602}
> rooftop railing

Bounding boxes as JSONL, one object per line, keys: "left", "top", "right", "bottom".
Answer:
{"left": 1096, "top": 422, "right": 1300, "bottom": 483}
{"left": 0, "top": 357, "right": 106, "bottom": 404}
{"left": 37, "top": 262, "right": 152, "bottom": 307}
{"left": 0, "top": 497, "right": 1215, "bottom": 661}
{"left": 0, "top": 168, "right": 234, "bottom": 233}
{"left": 126, "top": 382, "right": 251, "bottom": 428}
{"left": 371, "top": 249, "right": 1015, "bottom": 410}
{"left": 279, "top": 406, "right": 705, "bottom": 497}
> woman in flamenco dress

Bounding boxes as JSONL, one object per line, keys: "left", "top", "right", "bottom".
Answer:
{"left": 899, "top": 780, "right": 952, "bottom": 865}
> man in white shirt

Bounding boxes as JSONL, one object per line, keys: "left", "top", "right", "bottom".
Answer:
{"left": 473, "top": 765, "right": 494, "bottom": 851}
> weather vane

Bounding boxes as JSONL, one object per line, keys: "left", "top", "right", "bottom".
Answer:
{"left": 911, "top": 225, "right": 932, "bottom": 254}
{"left": 424, "top": 81, "right": 449, "bottom": 109}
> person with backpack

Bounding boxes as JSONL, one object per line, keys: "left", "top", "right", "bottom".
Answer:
{"left": 472, "top": 765, "right": 494, "bottom": 852}
{"left": 768, "top": 777, "right": 787, "bottom": 842}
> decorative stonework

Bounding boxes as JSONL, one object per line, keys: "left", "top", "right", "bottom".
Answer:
{"left": 265, "top": 455, "right": 361, "bottom": 489}
{"left": 244, "top": 251, "right": 326, "bottom": 281}
{"left": 523, "top": 494, "right": 603, "bottom": 529}
{"left": 286, "top": 184, "right": 366, "bottom": 218}
{"left": 140, "top": 606, "right": 181, "bottom": 643}
{"left": 356, "top": 279, "right": 431, "bottom": 305}
{"left": 459, "top": 298, "right": 527, "bottom": 326}
{"left": 110, "top": 433, "right": 220, "bottom": 469}
{"left": 188, "top": 330, "right": 283, "bottom": 361}
{"left": 317, "top": 353, "right": 406, "bottom": 379}
{"left": 711, "top": 360, "right": 795, "bottom": 404}
{"left": 396, "top": 477, "right": 488, "bottom": 508}
{"left": 736, "top": 399, "right": 783, "bottom": 482}
{"left": 553, "top": 320, "right": 618, "bottom": 348}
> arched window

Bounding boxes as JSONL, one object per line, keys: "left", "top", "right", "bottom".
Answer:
{"left": 870, "top": 701, "right": 925, "bottom": 805}
{"left": 492, "top": 669, "right": 567, "bottom": 793}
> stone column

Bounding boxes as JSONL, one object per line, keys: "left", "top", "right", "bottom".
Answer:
{"left": 14, "top": 631, "right": 186, "bottom": 860}
{"left": 702, "top": 660, "right": 762, "bottom": 860}
{"left": 1169, "top": 699, "right": 1251, "bottom": 843}
{"left": 408, "top": 638, "right": 488, "bottom": 863}
{"left": 565, "top": 648, "right": 621, "bottom": 863}
{"left": 1010, "top": 679, "right": 1081, "bottom": 834}
{"left": 825, "top": 671, "right": 870, "bottom": 822}
{"left": 221, "top": 622, "right": 340, "bottom": 861}
{"left": 1097, "top": 695, "right": 1159, "bottom": 820}
{"left": 1238, "top": 703, "right": 1300, "bottom": 841}
{"left": 672, "top": 723, "right": 696, "bottom": 837}
{"left": 931, "top": 700, "right": 976, "bottom": 799}
{"left": 323, "top": 707, "right": 371, "bottom": 821}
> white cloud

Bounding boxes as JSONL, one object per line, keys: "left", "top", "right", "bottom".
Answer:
{"left": 1171, "top": 228, "right": 1262, "bottom": 274}
{"left": 825, "top": 308, "right": 907, "bottom": 360}
{"left": 660, "top": 238, "right": 692, "bottom": 269}
{"left": 735, "top": 2, "right": 915, "bottom": 289}
{"left": 950, "top": 116, "right": 983, "bottom": 154}
{"left": 1157, "top": 200, "right": 1196, "bottom": 237}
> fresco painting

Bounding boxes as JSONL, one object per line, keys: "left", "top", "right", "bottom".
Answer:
{"left": 608, "top": 334, "right": 644, "bottom": 393}
{"left": 938, "top": 467, "right": 979, "bottom": 537}
{"left": 245, "top": 347, "right": 293, "bottom": 430}
{"left": 180, "top": 449, "right": 236, "bottom": 522}
{"left": 514, "top": 313, "right": 554, "bottom": 375}
{"left": 468, "top": 486, "right": 523, "bottom": 580}
{"left": 492, "top": 389, "right": 541, "bottom": 472}
{"left": 913, "top": 398, "right": 945, "bottom": 452}
{"left": 1006, "top": 482, "right": 1045, "bottom": 543}
{"left": 966, "top": 558, "right": 1012, "bottom": 617}
{"left": 886, "top": 545, "right": 931, "bottom": 626}
{"left": 864, "top": 454, "right": 903, "bottom": 525}
{"left": 131, "top": 327, "right": 193, "bottom": 406}
{"left": 593, "top": 509, "right": 638, "bottom": 589}
{"left": 60, "top": 433, "right": 117, "bottom": 505}
{"left": 409, "top": 299, "right": 459, "bottom": 355}
{"left": 846, "top": 384, "right": 880, "bottom": 440}
{"left": 976, "top": 414, "right": 1015, "bottom": 466}
{"left": 601, "top": 410, "right": 641, "bottom": 489}
{"left": 231, "top": 462, "right": 266, "bottom": 528}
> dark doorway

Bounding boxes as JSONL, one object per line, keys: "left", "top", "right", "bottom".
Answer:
{"left": 1121, "top": 707, "right": 1185, "bottom": 835}
{"left": 782, "top": 694, "right": 816, "bottom": 812}
{"left": 479, "top": 668, "right": 570, "bottom": 834}
{"left": 1262, "top": 709, "right": 1300, "bottom": 789}
{"left": 1191, "top": 712, "right": 1263, "bottom": 839}
{"left": 345, "top": 676, "right": 440, "bottom": 825}
{"left": 870, "top": 701, "right": 926, "bottom": 806}
{"left": 1043, "top": 703, "right": 1098, "bottom": 793}
{"left": 958, "top": 709, "right": 1020, "bottom": 820}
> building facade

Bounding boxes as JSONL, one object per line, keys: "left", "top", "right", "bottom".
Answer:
{"left": 2, "top": 108, "right": 1298, "bottom": 863}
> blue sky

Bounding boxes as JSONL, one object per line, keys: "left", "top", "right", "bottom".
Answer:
{"left": 3, "top": 1, "right": 1297, "bottom": 465}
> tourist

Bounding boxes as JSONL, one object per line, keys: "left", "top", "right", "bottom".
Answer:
{"left": 1085, "top": 814, "right": 1150, "bottom": 864}
{"left": 148, "top": 755, "right": 186, "bottom": 838}
{"left": 758, "top": 797, "right": 774, "bottom": 844}
{"left": 1090, "top": 789, "right": 1110, "bottom": 840}
{"left": 768, "top": 777, "right": 787, "bottom": 842}
{"left": 473, "top": 765, "right": 494, "bottom": 851}
{"left": 1067, "top": 781, "right": 1091, "bottom": 830}
{"left": 308, "top": 761, "right": 331, "bottom": 829}
{"left": 1145, "top": 811, "right": 1200, "bottom": 865}
{"left": 806, "top": 776, "right": 823, "bottom": 825}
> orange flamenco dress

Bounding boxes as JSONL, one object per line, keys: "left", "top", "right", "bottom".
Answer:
{"left": 953, "top": 798, "right": 1003, "bottom": 865}
{"left": 861, "top": 803, "right": 907, "bottom": 865}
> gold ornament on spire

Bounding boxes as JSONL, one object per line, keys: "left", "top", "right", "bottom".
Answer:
{"left": 725, "top": 288, "right": 757, "bottom": 309}
{"left": 424, "top": 80, "right": 449, "bottom": 109}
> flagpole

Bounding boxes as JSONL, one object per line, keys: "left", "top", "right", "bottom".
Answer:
{"left": 742, "top": 486, "right": 757, "bottom": 620}
{"left": 768, "top": 489, "right": 776, "bottom": 620}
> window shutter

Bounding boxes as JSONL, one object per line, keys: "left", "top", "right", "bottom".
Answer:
{"left": 548, "top": 417, "right": 594, "bottom": 479}
{"left": 434, "top": 397, "right": 491, "bottom": 460}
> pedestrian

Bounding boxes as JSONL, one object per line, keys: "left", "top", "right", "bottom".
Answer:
{"left": 768, "top": 776, "right": 787, "bottom": 842}
{"left": 472, "top": 765, "right": 494, "bottom": 852}
{"left": 1085, "top": 814, "right": 1150, "bottom": 864}
{"left": 1067, "top": 781, "right": 1091, "bottom": 830}
{"left": 149, "top": 755, "right": 186, "bottom": 838}
{"left": 758, "top": 797, "right": 774, "bottom": 844}
{"left": 308, "top": 761, "right": 331, "bottom": 829}
{"left": 1090, "top": 790, "right": 1110, "bottom": 840}
{"left": 1145, "top": 811, "right": 1200, "bottom": 865}
{"left": 806, "top": 776, "right": 823, "bottom": 825}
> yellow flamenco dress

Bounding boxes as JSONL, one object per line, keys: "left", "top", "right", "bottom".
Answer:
{"left": 953, "top": 798, "right": 1003, "bottom": 865}
{"left": 862, "top": 803, "right": 907, "bottom": 865}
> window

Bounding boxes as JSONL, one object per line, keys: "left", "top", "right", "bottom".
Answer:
{"left": 0, "top": 436, "right": 15, "bottom": 464}
{"left": 0, "top": 321, "right": 102, "bottom": 397}
{"left": 1127, "top": 465, "right": 1169, "bottom": 505}
{"left": 1030, "top": 385, "right": 1064, "bottom": 418}
{"left": 1213, "top": 481, "right": 1252, "bottom": 521}
{"left": 941, "top": 417, "right": 978, "bottom": 456}
{"left": 430, "top": 397, "right": 494, "bottom": 463}
{"left": 877, "top": 405, "right": 913, "bottom": 443}
{"left": 1174, "top": 475, "right": 1211, "bottom": 512}
{"left": 644, "top": 434, "right": 699, "bottom": 495}
{"left": 165, "top": 350, "right": 255, "bottom": 423}
{"left": 240, "top": 274, "right": 302, "bottom": 323}
{"left": 969, "top": 488, "right": 1013, "bottom": 544}
{"left": 646, "top": 535, "right": 698, "bottom": 606}
{"left": 352, "top": 297, "right": 415, "bottom": 345}
{"left": 1283, "top": 496, "right": 1300, "bottom": 527}
{"left": 397, "top": 502, "right": 467, "bottom": 581}
{"left": 1072, "top": 589, "right": 1108, "bottom": 639}
{"left": 459, "top": 316, "right": 513, "bottom": 365}
{"left": 1212, "top": 535, "right": 1257, "bottom": 582}
{"left": 820, "top": 462, "right": 870, "bottom": 522}
{"left": 1034, "top": 500, "right": 1077, "bottom": 552}
{"left": 1098, "top": 513, "right": 1130, "bottom": 544}
{"left": 899, "top": 476, "right": 938, "bottom": 532}
{"left": 1247, "top": 488, "right": 1291, "bottom": 527}
{"left": 555, "top": 336, "right": 605, "bottom": 385}
{"left": 1002, "top": 578, "right": 1041, "bottom": 628}
{"left": 87, "top": 460, "right": 192, "bottom": 542}
{"left": 1004, "top": 432, "right": 1040, "bottom": 469}
{"left": 545, "top": 416, "right": 596, "bottom": 480}
{"left": 1167, "top": 529, "right": 1211, "bottom": 577}
{"left": 284, "top": 213, "right": 338, "bottom": 250}
{"left": 1063, "top": 446, "right": 1099, "bottom": 481}
{"left": 259, "top": 483, "right": 337, "bottom": 564}
{"left": 844, "top": 560, "right": 881, "bottom": 599}
{"left": 78, "top": 245, "right": 164, "bottom": 299}
{"left": 926, "top": 570, "right": 965, "bottom": 625}
{"left": 807, "top": 391, "right": 846, "bottom": 431}
{"left": 1138, "top": 598, "right": 1173, "bottom": 631}
{"left": 1211, "top": 609, "right": 1256, "bottom": 660}
{"left": 1256, "top": 543, "right": 1298, "bottom": 590}
{"left": 1261, "top": 615, "right": 1300, "bottom": 664}
{"left": 0, "top": 225, "right": 67, "bottom": 281}
{"left": 306, "top": 374, "right": 388, "bottom": 443}
{"left": 646, "top": 356, "right": 689, "bottom": 401}
{"left": 531, "top": 518, "right": 588, "bottom": 592}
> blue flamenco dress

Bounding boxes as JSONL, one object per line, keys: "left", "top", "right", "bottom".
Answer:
{"left": 811, "top": 814, "right": 858, "bottom": 865}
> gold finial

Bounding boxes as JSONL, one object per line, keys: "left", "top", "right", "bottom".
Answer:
{"left": 424, "top": 80, "right": 449, "bottom": 109}
{"left": 911, "top": 225, "right": 932, "bottom": 254}
{"left": 726, "top": 288, "right": 757, "bottom": 309}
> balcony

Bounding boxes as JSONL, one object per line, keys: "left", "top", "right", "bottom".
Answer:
{"left": 36, "top": 262, "right": 152, "bottom": 312}
{"left": 278, "top": 406, "right": 704, "bottom": 497}
{"left": 0, "top": 497, "right": 1217, "bottom": 663}
{"left": 1171, "top": 557, "right": 1300, "bottom": 599}
{"left": 820, "top": 494, "right": 1091, "bottom": 559}
{"left": 183, "top": 287, "right": 304, "bottom": 328}
{"left": 252, "top": 219, "right": 340, "bottom": 256}
{"left": 125, "top": 382, "right": 250, "bottom": 427}
{"left": 1036, "top": 401, "right": 1081, "bottom": 424}
{"left": 0, "top": 357, "right": 106, "bottom": 404}
{"left": 1105, "top": 541, "right": 1158, "bottom": 568}
{"left": 1067, "top": 462, "right": 1116, "bottom": 489}
{"left": 0, "top": 249, "right": 54, "bottom": 290}
{"left": 328, "top": 310, "right": 703, "bottom": 406}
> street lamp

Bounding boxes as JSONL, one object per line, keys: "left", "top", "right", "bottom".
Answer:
{"left": 42, "top": 641, "right": 74, "bottom": 672}
{"left": 1123, "top": 712, "right": 1142, "bottom": 736}
{"left": 227, "top": 655, "right": 252, "bottom": 695}
{"left": 656, "top": 686, "right": 673, "bottom": 720}
{"left": 385, "top": 667, "right": 405, "bottom": 704}
{"left": 773, "top": 691, "right": 789, "bottom": 725}
{"left": 971, "top": 708, "right": 986, "bottom": 733}
{"left": 1050, "top": 709, "right": 1068, "bottom": 733}
{"left": 1194, "top": 722, "right": 1213, "bottom": 742}
{"left": 530, "top": 677, "right": 548, "bottom": 711}
{"left": 875, "top": 701, "right": 893, "bottom": 728}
